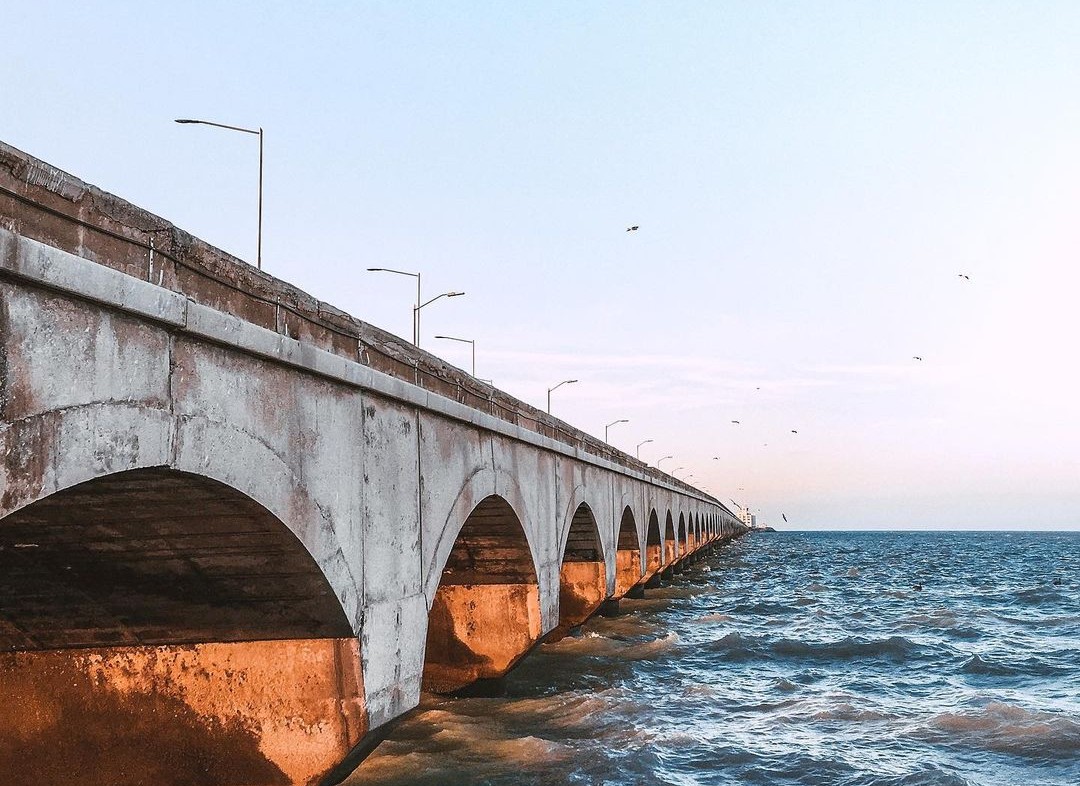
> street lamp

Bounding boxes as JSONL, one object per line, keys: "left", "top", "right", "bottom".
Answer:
{"left": 605, "top": 419, "right": 629, "bottom": 442}
{"left": 547, "top": 379, "right": 578, "bottom": 414}
{"left": 367, "top": 268, "right": 421, "bottom": 344}
{"left": 413, "top": 292, "right": 465, "bottom": 348}
{"left": 656, "top": 455, "right": 673, "bottom": 469}
{"left": 672, "top": 466, "right": 686, "bottom": 477}
{"left": 434, "top": 334, "right": 476, "bottom": 376}
{"left": 175, "top": 118, "right": 264, "bottom": 269}
{"left": 636, "top": 439, "right": 654, "bottom": 459}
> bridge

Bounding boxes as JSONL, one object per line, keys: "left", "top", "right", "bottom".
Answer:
{"left": 0, "top": 141, "right": 746, "bottom": 786}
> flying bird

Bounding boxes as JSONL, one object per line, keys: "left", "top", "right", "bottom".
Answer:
{"left": 782, "top": 513, "right": 788, "bottom": 523}
{"left": 626, "top": 225, "right": 639, "bottom": 232}
{"left": 731, "top": 420, "right": 740, "bottom": 424}
{"left": 791, "top": 430, "right": 798, "bottom": 434}
{"left": 912, "top": 356, "right": 923, "bottom": 361}
{"left": 958, "top": 273, "right": 970, "bottom": 280}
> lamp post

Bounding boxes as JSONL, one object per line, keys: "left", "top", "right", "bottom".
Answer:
{"left": 367, "top": 268, "right": 421, "bottom": 344}
{"left": 636, "top": 439, "right": 654, "bottom": 459}
{"left": 547, "top": 379, "right": 578, "bottom": 414}
{"left": 605, "top": 419, "right": 629, "bottom": 442}
{"left": 413, "top": 292, "right": 465, "bottom": 348}
{"left": 656, "top": 455, "right": 673, "bottom": 469}
{"left": 672, "top": 466, "right": 685, "bottom": 477}
{"left": 175, "top": 118, "right": 264, "bottom": 269}
{"left": 434, "top": 334, "right": 476, "bottom": 376}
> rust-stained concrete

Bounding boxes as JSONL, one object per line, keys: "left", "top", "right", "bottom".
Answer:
{"left": 0, "top": 638, "right": 365, "bottom": 786}
{"left": 554, "top": 560, "right": 607, "bottom": 637}
{"left": 614, "top": 548, "right": 643, "bottom": 598}
{"left": 422, "top": 583, "right": 543, "bottom": 693}
{"left": 0, "top": 139, "right": 748, "bottom": 783}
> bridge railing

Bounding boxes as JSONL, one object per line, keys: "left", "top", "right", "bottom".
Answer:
{"left": 0, "top": 140, "right": 713, "bottom": 504}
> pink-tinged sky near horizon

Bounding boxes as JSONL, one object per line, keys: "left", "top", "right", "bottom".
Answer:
{"left": 5, "top": 2, "right": 1079, "bottom": 529}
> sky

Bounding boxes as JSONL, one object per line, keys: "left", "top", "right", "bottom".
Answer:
{"left": 4, "top": 2, "right": 1079, "bottom": 529}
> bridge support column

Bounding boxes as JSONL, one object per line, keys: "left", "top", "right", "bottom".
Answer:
{"left": 0, "top": 639, "right": 366, "bottom": 786}
{"left": 551, "top": 561, "right": 606, "bottom": 639}
{"left": 423, "top": 583, "right": 542, "bottom": 694}
{"left": 598, "top": 599, "right": 621, "bottom": 617}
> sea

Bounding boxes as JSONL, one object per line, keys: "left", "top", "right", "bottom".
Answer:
{"left": 344, "top": 531, "right": 1080, "bottom": 786}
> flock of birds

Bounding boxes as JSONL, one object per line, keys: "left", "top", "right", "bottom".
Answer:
{"left": 623, "top": 224, "right": 976, "bottom": 529}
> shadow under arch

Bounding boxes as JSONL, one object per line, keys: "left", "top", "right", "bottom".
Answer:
{"left": 552, "top": 502, "right": 605, "bottom": 638}
{"left": 0, "top": 467, "right": 363, "bottom": 786}
{"left": 422, "top": 494, "right": 541, "bottom": 695}
{"left": 678, "top": 513, "right": 688, "bottom": 557}
{"left": 612, "top": 506, "right": 641, "bottom": 598}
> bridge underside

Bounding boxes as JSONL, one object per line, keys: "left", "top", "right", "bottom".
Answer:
{"left": 0, "top": 469, "right": 363, "bottom": 786}
{"left": 552, "top": 503, "right": 606, "bottom": 639}
{"left": 423, "top": 495, "right": 542, "bottom": 694}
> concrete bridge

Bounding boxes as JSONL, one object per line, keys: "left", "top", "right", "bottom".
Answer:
{"left": 0, "top": 141, "right": 746, "bottom": 786}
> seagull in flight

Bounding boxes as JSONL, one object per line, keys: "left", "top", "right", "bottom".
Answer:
{"left": 791, "top": 430, "right": 798, "bottom": 434}
{"left": 782, "top": 513, "right": 788, "bottom": 523}
{"left": 731, "top": 420, "right": 740, "bottom": 424}
{"left": 912, "top": 356, "right": 923, "bottom": 361}
{"left": 958, "top": 273, "right": 970, "bottom": 280}
{"left": 626, "top": 225, "right": 639, "bottom": 232}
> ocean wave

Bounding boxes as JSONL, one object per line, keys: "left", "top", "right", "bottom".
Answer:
{"left": 808, "top": 701, "right": 894, "bottom": 723}
{"left": 1010, "top": 585, "right": 1068, "bottom": 606}
{"left": 545, "top": 630, "right": 680, "bottom": 661}
{"left": 732, "top": 600, "right": 804, "bottom": 616}
{"left": 864, "top": 766, "right": 974, "bottom": 786}
{"left": 771, "top": 635, "right": 921, "bottom": 662}
{"left": 959, "top": 653, "right": 1024, "bottom": 677}
{"left": 692, "top": 612, "right": 733, "bottom": 624}
{"left": 925, "top": 701, "right": 1080, "bottom": 761}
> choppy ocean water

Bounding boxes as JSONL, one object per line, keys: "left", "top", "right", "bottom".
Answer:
{"left": 346, "top": 531, "right": 1080, "bottom": 786}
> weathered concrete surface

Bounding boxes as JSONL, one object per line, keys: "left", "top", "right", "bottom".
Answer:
{"left": 422, "top": 583, "right": 543, "bottom": 693}
{"left": 0, "top": 140, "right": 748, "bottom": 784}
{"left": 613, "top": 548, "right": 643, "bottom": 598}
{"left": 0, "top": 638, "right": 365, "bottom": 786}
{"left": 554, "top": 561, "right": 607, "bottom": 637}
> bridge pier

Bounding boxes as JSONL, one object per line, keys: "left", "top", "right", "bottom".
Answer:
{"left": 0, "top": 639, "right": 366, "bottom": 786}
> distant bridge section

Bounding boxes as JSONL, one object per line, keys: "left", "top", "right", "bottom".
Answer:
{"left": 0, "top": 141, "right": 746, "bottom": 786}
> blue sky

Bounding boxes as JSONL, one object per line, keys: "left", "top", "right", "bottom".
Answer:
{"left": 6, "top": 2, "right": 1079, "bottom": 528}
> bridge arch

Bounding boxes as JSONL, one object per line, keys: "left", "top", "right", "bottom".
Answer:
{"left": 678, "top": 512, "right": 687, "bottom": 557}
{"left": 0, "top": 403, "right": 363, "bottom": 628}
{"left": 663, "top": 510, "right": 676, "bottom": 565}
{"left": 422, "top": 494, "right": 542, "bottom": 694}
{"left": 613, "top": 506, "right": 642, "bottom": 598}
{"left": 553, "top": 502, "right": 606, "bottom": 637}
{"left": 0, "top": 466, "right": 364, "bottom": 786}
{"left": 424, "top": 466, "right": 538, "bottom": 603}
{"left": 644, "top": 509, "right": 663, "bottom": 578}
